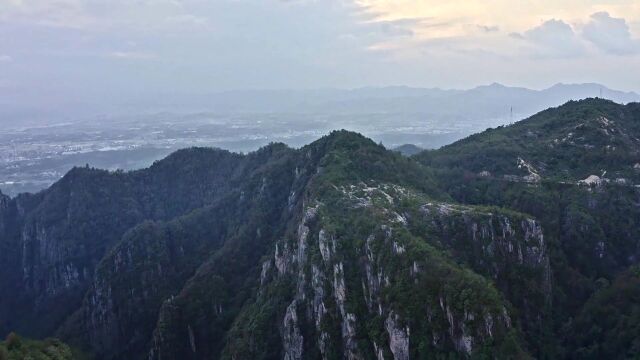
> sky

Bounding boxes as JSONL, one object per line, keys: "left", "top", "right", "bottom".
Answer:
{"left": 1, "top": 0, "right": 639, "bottom": 111}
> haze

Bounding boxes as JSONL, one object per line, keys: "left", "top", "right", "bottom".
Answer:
{"left": 1, "top": 0, "right": 640, "bottom": 120}
{"left": 2, "top": 0, "right": 640, "bottom": 196}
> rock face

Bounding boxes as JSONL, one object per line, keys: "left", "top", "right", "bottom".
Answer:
{"left": 385, "top": 312, "right": 410, "bottom": 360}
{"left": 0, "top": 169, "right": 151, "bottom": 338}
{"left": 417, "top": 202, "right": 552, "bottom": 333}
{"left": 223, "top": 181, "right": 532, "bottom": 359}
{"left": 282, "top": 302, "right": 303, "bottom": 360}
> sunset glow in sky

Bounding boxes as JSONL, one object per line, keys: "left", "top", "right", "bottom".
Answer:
{"left": 0, "top": 0, "right": 639, "bottom": 108}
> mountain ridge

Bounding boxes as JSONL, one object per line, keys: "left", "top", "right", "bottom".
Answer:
{"left": 4, "top": 82, "right": 638, "bottom": 129}
{"left": 415, "top": 98, "right": 640, "bottom": 183}
{"left": 1, "top": 102, "right": 639, "bottom": 359}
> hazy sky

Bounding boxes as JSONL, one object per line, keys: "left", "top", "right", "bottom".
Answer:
{"left": 1, "top": 0, "right": 639, "bottom": 106}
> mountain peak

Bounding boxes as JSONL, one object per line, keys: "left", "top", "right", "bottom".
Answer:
{"left": 305, "top": 129, "right": 380, "bottom": 153}
{"left": 417, "top": 99, "right": 640, "bottom": 182}
{"left": 545, "top": 83, "right": 640, "bottom": 102}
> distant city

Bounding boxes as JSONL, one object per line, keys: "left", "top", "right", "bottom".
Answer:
{"left": 1, "top": 82, "right": 638, "bottom": 196}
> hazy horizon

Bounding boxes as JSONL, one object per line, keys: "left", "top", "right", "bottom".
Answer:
{"left": 2, "top": 1, "right": 640, "bottom": 114}
{"left": 2, "top": 0, "right": 640, "bottom": 194}
{"left": 2, "top": 80, "right": 639, "bottom": 127}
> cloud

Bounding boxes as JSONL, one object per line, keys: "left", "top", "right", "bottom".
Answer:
{"left": 582, "top": 12, "right": 640, "bottom": 55}
{"left": 477, "top": 25, "right": 499, "bottom": 33}
{"left": 165, "top": 14, "right": 210, "bottom": 28}
{"left": 513, "top": 19, "right": 584, "bottom": 57}
{"left": 0, "top": 0, "right": 96, "bottom": 29}
{"left": 1, "top": 0, "right": 640, "bottom": 100}
{"left": 0, "top": 0, "right": 200, "bottom": 31}
{"left": 108, "top": 51, "right": 156, "bottom": 60}
{"left": 0, "top": 55, "right": 12, "bottom": 62}
{"left": 377, "top": 18, "right": 422, "bottom": 37}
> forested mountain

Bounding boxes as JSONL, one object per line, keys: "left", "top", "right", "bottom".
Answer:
{"left": 414, "top": 99, "right": 640, "bottom": 358}
{"left": 416, "top": 99, "right": 640, "bottom": 183}
{"left": 1, "top": 99, "right": 639, "bottom": 359}
{"left": 0, "top": 333, "right": 80, "bottom": 360}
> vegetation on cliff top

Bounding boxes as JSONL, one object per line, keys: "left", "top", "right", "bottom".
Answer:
{"left": 0, "top": 333, "right": 83, "bottom": 360}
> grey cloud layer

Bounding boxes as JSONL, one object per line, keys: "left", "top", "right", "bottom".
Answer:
{"left": 0, "top": 0, "right": 638, "bottom": 112}
{"left": 583, "top": 12, "right": 640, "bottom": 55}
{"left": 513, "top": 12, "right": 640, "bottom": 57}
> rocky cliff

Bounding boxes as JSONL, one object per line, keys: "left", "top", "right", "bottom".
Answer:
{"left": 222, "top": 182, "right": 539, "bottom": 359}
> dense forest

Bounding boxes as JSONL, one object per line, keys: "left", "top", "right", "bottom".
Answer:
{"left": 1, "top": 99, "right": 639, "bottom": 359}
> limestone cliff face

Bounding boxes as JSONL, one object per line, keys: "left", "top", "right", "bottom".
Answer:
{"left": 80, "top": 215, "right": 226, "bottom": 359}
{"left": 416, "top": 202, "right": 552, "bottom": 340}
{"left": 0, "top": 170, "right": 150, "bottom": 337}
{"left": 224, "top": 182, "right": 535, "bottom": 359}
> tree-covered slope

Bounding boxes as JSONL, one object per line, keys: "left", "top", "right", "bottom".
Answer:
{"left": 416, "top": 99, "right": 640, "bottom": 183}
{"left": 415, "top": 99, "right": 640, "bottom": 358}
{"left": 148, "top": 135, "right": 543, "bottom": 359}
{"left": 0, "top": 131, "right": 538, "bottom": 359}
{"left": 0, "top": 333, "right": 78, "bottom": 360}
{"left": 0, "top": 145, "right": 293, "bottom": 337}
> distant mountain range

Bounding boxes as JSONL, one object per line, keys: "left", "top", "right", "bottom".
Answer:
{"left": 393, "top": 144, "right": 424, "bottom": 156}
{"left": 2, "top": 83, "right": 638, "bottom": 127}
{"left": 188, "top": 83, "right": 640, "bottom": 115}
{"left": 119, "top": 83, "right": 640, "bottom": 118}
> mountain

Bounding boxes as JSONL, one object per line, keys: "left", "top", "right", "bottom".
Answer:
{"left": 0, "top": 100, "right": 639, "bottom": 359}
{"left": 132, "top": 84, "right": 639, "bottom": 124}
{"left": 415, "top": 99, "right": 640, "bottom": 280}
{"left": 121, "top": 83, "right": 639, "bottom": 114}
{"left": 4, "top": 83, "right": 638, "bottom": 131}
{"left": 0, "top": 131, "right": 535, "bottom": 359}
{"left": 393, "top": 144, "right": 424, "bottom": 156}
{"left": 415, "top": 99, "right": 640, "bottom": 358}
{"left": 416, "top": 98, "right": 640, "bottom": 183}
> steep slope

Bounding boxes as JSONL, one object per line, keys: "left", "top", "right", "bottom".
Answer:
{"left": 568, "top": 266, "right": 640, "bottom": 359}
{"left": 417, "top": 99, "right": 640, "bottom": 183}
{"left": 221, "top": 183, "right": 544, "bottom": 359}
{"left": 58, "top": 143, "right": 304, "bottom": 359}
{"left": 415, "top": 99, "right": 640, "bottom": 357}
{"left": 566, "top": 265, "right": 640, "bottom": 358}
{"left": 0, "top": 146, "right": 289, "bottom": 337}
{"left": 145, "top": 133, "right": 546, "bottom": 359}
{"left": 414, "top": 100, "right": 640, "bottom": 276}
